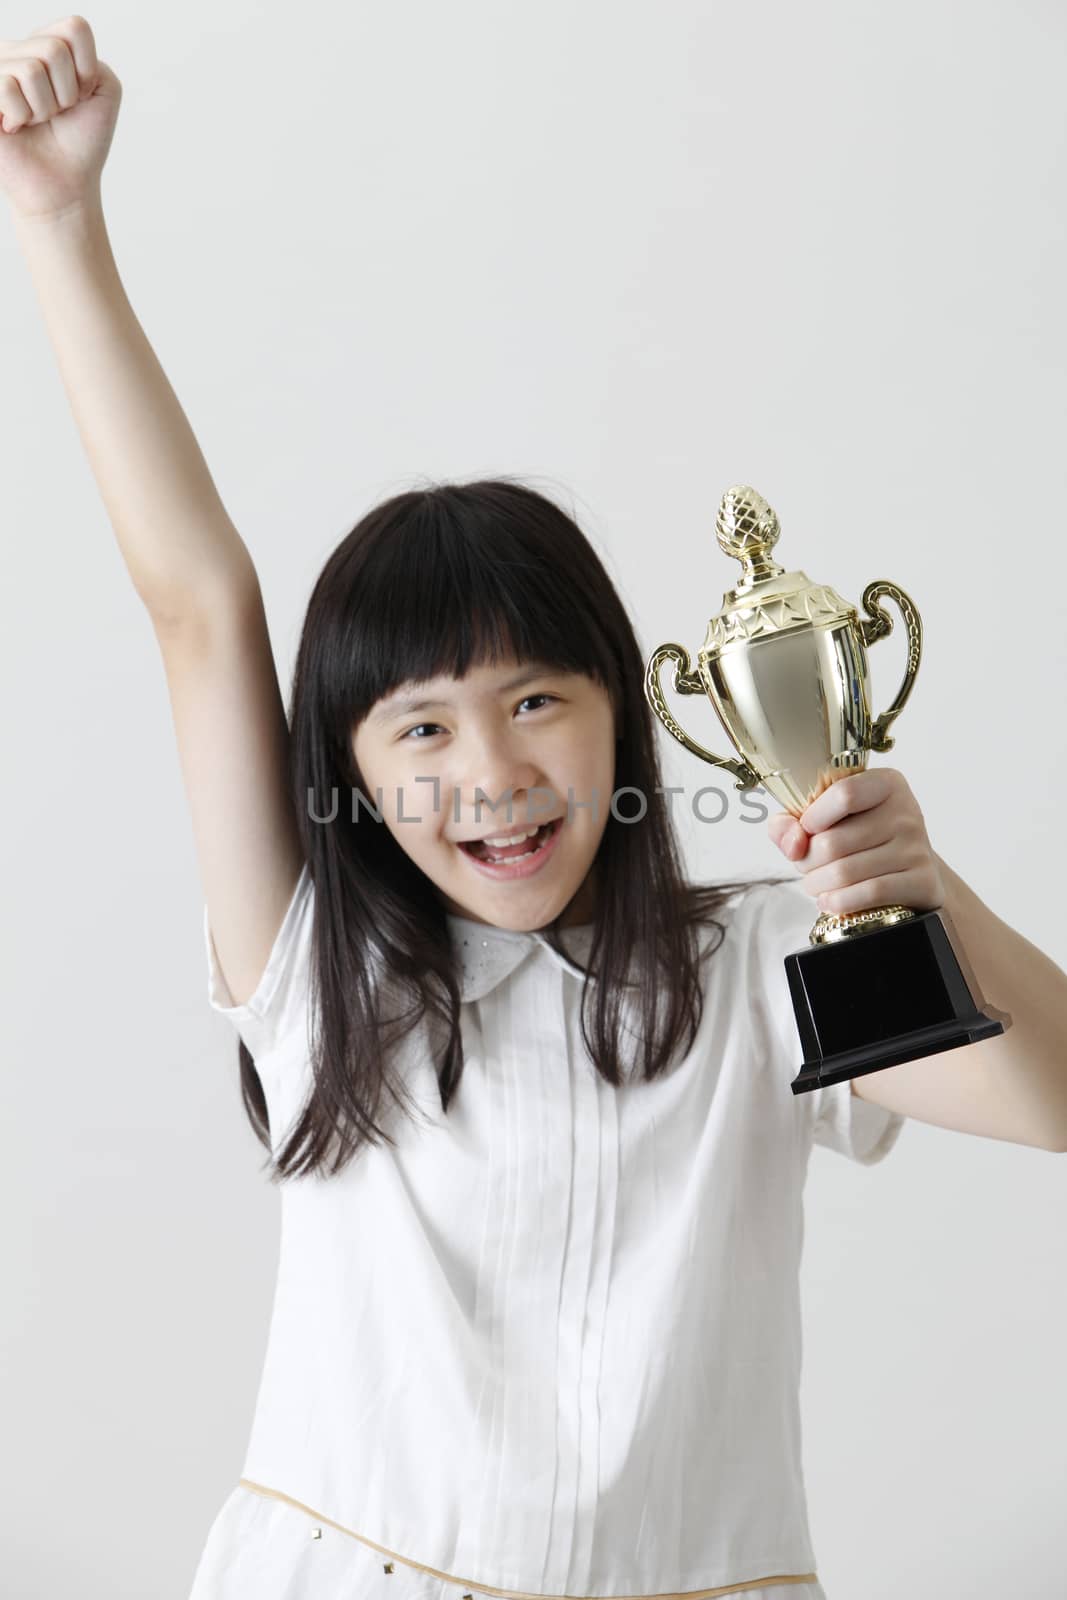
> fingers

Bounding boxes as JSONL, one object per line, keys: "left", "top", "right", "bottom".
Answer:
{"left": 0, "top": 16, "right": 98, "bottom": 130}
{"left": 767, "top": 811, "right": 809, "bottom": 860}
{"left": 3, "top": 55, "right": 61, "bottom": 126}
{"left": 0, "top": 75, "right": 31, "bottom": 134}
{"left": 795, "top": 810, "right": 896, "bottom": 873}
{"left": 801, "top": 840, "right": 903, "bottom": 900}
{"left": 34, "top": 16, "right": 99, "bottom": 96}
{"left": 797, "top": 769, "right": 898, "bottom": 835}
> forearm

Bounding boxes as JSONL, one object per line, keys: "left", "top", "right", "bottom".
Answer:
{"left": 936, "top": 852, "right": 1067, "bottom": 1147}
{"left": 12, "top": 192, "right": 254, "bottom": 621}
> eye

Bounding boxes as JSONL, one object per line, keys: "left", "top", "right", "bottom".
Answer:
{"left": 398, "top": 694, "right": 557, "bottom": 742}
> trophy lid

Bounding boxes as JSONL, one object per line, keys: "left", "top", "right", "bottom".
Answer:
{"left": 702, "top": 485, "right": 855, "bottom": 658}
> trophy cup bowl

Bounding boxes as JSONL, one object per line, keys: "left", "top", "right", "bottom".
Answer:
{"left": 645, "top": 485, "right": 1008, "bottom": 1094}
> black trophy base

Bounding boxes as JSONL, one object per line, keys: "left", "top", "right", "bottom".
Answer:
{"left": 785, "top": 909, "right": 1008, "bottom": 1095}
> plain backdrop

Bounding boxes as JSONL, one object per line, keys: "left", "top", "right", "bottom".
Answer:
{"left": 2, "top": 3, "right": 1065, "bottom": 1596}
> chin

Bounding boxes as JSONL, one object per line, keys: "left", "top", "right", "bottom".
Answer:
{"left": 442, "top": 881, "right": 580, "bottom": 933}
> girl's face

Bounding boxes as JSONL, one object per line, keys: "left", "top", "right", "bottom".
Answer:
{"left": 352, "top": 656, "right": 618, "bottom": 930}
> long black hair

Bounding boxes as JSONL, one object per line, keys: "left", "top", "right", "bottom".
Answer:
{"left": 236, "top": 477, "right": 790, "bottom": 1179}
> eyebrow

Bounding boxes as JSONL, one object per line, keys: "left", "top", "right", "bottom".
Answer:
{"left": 371, "top": 662, "right": 565, "bottom": 724}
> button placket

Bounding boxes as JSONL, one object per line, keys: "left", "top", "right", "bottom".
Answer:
{"left": 449, "top": 950, "right": 571, "bottom": 1588}
{"left": 567, "top": 998, "right": 620, "bottom": 1590}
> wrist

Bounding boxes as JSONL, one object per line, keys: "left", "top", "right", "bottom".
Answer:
{"left": 11, "top": 187, "right": 106, "bottom": 235}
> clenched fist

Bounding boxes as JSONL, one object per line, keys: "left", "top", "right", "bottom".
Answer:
{"left": 767, "top": 767, "right": 946, "bottom": 918}
{"left": 0, "top": 16, "right": 120, "bottom": 219}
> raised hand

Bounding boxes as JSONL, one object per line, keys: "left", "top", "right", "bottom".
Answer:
{"left": 767, "top": 767, "right": 946, "bottom": 918}
{"left": 0, "top": 16, "right": 120, "bottom": 219}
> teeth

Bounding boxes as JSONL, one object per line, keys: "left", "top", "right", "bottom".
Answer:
{"left": 482, "top": 826, "right": 542, "bottom": 847}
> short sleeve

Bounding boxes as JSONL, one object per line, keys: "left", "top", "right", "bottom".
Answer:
{"left": 202, "top": 860, "right": 314, "bottom": 1060}
{"left": 751, "top": 876, "right": 906, "bottom": 1165}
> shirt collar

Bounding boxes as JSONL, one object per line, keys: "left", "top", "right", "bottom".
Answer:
{"left": 442, "top": 912, "right": 724, "bottom": 1005}
{"left": 444, "top": 913, "right": 596, "bottom": 1004}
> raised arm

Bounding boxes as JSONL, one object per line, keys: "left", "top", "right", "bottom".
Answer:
{"left": 11, "top": 196, "right": 258, "bottom": 617}
{"left": 2, "top": 17, "right": 305, "bottom": 1007}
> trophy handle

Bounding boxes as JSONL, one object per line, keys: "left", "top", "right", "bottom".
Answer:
{"left": 644, "top": 642, "right": 761, "bottom": 790}
{"left": 857, "top": 581, "right": 923, "bottom": 753}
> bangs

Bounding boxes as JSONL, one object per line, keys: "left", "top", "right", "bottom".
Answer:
{"left": 331, "top": 484, "right": 617, "bottom": 729}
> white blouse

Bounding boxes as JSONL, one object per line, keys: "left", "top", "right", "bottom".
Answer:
{"left": 188, "top": 867, "right": 904, "bottom": 1600}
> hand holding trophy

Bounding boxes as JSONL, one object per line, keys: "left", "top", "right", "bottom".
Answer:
{"left": 645, "top": 485, "right": 1009, "bottom": 1095}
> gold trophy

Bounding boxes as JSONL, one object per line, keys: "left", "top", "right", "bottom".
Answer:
{"left": 645, "top": 485, "right": 1009, "bottom": 1094}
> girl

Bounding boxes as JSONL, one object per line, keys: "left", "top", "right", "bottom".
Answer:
{"left": 11, "top": 19, "right": 1062, "bottom": 1600}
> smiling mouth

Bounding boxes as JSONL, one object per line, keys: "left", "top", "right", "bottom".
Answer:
{"left": 458, "top": 819, "right": 559, "bottom": 863}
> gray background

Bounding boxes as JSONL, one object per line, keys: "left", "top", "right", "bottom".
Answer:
{"left": 2, "top": 2, "right": 1065, "bottom": 1595}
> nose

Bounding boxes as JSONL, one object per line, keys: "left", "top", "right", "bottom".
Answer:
{"left": 456, "top": 733, "right": 548, "bottom": 832}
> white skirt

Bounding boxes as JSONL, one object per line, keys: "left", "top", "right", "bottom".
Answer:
{"left": 187, "top": 1481, "right": 828, "bottom": 1600}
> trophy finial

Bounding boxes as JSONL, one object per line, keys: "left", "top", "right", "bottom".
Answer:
{"left": 716, "top": 486, "right": 786, "bottom": 591}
